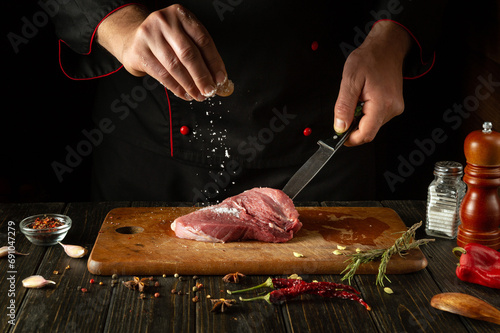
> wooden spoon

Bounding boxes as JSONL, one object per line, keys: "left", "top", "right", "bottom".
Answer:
{"left": 431, "top": 292, "right": 500, "bottom": 325}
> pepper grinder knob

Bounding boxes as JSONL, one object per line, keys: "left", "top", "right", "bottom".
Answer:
{"left": 483, "top": 122, "right": 493, "bottom": 133}
{"left": 458, "top": 121, "right": 500, "bottom": 249}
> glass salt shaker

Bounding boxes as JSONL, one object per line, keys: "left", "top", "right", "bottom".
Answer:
{"left": 425, "top": 161, "right": 467, "bottom": 239}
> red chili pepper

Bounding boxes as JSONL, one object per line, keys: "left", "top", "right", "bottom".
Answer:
{"left": 453, "top": 243, "right": 500, "bottom": 289}
{"left": 228, "top": 277, "right": 359, "bottom": 295}
{"left": 234, "top": 278, "right": 370, "bottom": 310}
{"left": 310, "top": 289, "right": 371, "bottom": 311}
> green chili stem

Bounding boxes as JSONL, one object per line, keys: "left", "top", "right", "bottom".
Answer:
{"left": 238, "top": 294, "right": 272, "bottom": 304}
{"left": 227, "top": 277, "right": 273, "bottom": 295}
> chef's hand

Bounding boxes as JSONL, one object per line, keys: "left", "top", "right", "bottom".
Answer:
{"left": 334, "top": 20, "right": 412, "bottom": 146}
{"left": 97, "top": 4, "right": 227, "bottom": 102}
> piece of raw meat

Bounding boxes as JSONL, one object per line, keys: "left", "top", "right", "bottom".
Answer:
{"left": 171, "top": 187, "right": 302, "bottom": 243}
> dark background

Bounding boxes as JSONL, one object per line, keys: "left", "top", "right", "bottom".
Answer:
{"left": 2, "top": 1, "right": 498, "bottom": 203}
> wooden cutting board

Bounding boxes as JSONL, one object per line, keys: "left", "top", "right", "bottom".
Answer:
{"left": 87, "top": 207, "right": 428, "bottom": 276}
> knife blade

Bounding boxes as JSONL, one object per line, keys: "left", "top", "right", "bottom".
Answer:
{"left": 282, "top": 105, "right": 363, "bottom": 200}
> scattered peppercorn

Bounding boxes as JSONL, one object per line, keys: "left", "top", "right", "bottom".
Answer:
{"left": 112, "top": 274, "right": 118, "bottom": 280}
{"left": 193, "top": 275, "right": 199, "bottom": 280}
{"left": 65, "top": 265, "right": 71, "bottom": 270}
{"left": 162, "top": 274, "right": 167, "bottom": 278}
{"left": 53, "top": 270, "right": 59, "bottom": 275}
{"left": 171, "top": 289, "right": 177, "bottom": 294}
{"left": 192, "top": 295, "right": 199, "bottom": 303}
{"left": 99, "top": 281, "right": 104, "bottom": 286}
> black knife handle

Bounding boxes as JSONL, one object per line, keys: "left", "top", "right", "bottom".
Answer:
{"left": 323, "top": 104, "right": 364, "bottom": 149}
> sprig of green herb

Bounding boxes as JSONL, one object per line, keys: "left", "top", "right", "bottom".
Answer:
{"left": 341, "top": 221, "right": 434, "bottom": 286}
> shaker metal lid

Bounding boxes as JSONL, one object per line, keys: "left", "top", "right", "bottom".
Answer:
{"left": 434, "top": 161, "right": 463, "bottom": 176}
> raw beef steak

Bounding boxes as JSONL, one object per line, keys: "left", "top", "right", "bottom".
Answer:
{"left": 171, "top": 187, "right": 302, "bottom": 243}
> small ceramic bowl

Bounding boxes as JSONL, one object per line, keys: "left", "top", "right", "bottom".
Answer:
{"left": 20, "top": 214, "right": 72, "bottom": 246}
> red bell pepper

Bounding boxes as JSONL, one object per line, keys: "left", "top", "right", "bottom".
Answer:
{"left": 453, "top": 243, "right": 500, "bottom": 289}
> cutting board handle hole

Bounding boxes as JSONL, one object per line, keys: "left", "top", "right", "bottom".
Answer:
{"left": 115, "top": 226, "right": 144, "bottom": 234}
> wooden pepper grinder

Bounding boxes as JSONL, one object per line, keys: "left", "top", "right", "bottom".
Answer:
{"left": 458, "top": 122, "right": 500, "bottom": 249}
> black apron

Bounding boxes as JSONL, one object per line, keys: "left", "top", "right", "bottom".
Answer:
{"left": 88, "top": 1, "right": 377, "bottom": 202}
{"left": 59, "top": 0, "right": 446, "bottom": 202}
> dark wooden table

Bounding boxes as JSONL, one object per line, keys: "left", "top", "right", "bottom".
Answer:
{"left": 1, "top": 200, "right": 499, "bottom": 332}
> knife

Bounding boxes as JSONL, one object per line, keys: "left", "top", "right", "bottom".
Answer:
{"left": 282, "top": 104, "right": 363, "bottom": 200}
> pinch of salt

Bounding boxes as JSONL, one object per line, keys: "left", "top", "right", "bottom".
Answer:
{"left": 22, "top": 275, "right": 56, "bottom": 288}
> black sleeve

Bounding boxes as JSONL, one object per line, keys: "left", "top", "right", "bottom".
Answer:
{"left": 48, "top": 0, "right": 144, "bottom": 79}
{"left": 375, "top": 0, "right": 449, "bottom": 78}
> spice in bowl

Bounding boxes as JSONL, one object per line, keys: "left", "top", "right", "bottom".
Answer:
{"left": 20, "top": 214, "right": 72, "bottom": 246}
{"left": 29, "top": 216, "right": 64, "bottom": 229}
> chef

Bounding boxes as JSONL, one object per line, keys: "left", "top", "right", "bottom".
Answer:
{"left": 51, "top": 0, "right": 444, "bottom": 202}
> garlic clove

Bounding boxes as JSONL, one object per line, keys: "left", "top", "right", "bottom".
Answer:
{"left": 22, "top": 275, "right": 56, "bottom": 288}
{"left": 58, "top": 242, "right": 88, "bottom": 258}
{"left": 1, "top": 246, "right": 29, "bottom": 258}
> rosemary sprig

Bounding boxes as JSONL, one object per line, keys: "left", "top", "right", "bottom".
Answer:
{"left": 340, "top": 221, "right": 434, "bottom": 286}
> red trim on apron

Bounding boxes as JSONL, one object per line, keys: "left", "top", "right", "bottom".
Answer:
{"left": 57, "top": 3, "right": 141, "bottom": 80}
{"left": 373, "top": 19, "right": 436, "bottom": 80}
{"left": 164, "top": 88, "right": 174, "bottom": 157}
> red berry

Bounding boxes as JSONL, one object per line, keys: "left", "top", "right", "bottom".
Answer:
{"left": 90, "top": 279, "right": 95, "bottom": 284}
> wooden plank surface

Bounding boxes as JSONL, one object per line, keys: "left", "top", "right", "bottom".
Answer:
{"left": 3, "top": 200, "right": 499, "bottom": 333}
{"left": 7, "top": 202, "right": 128, "bottom": 333}
{"left": 381, "top": 200, "right": 500, "bottom": 332}
{"left": 0, "top": 202, "right": 65, "bottom": 333}
{"left": 87, "top": 206, "right": 428, "bottom": 276}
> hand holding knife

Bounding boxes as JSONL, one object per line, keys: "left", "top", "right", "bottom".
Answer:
{"left": 282, "top": 103, "right": 364, "bottom": 200}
